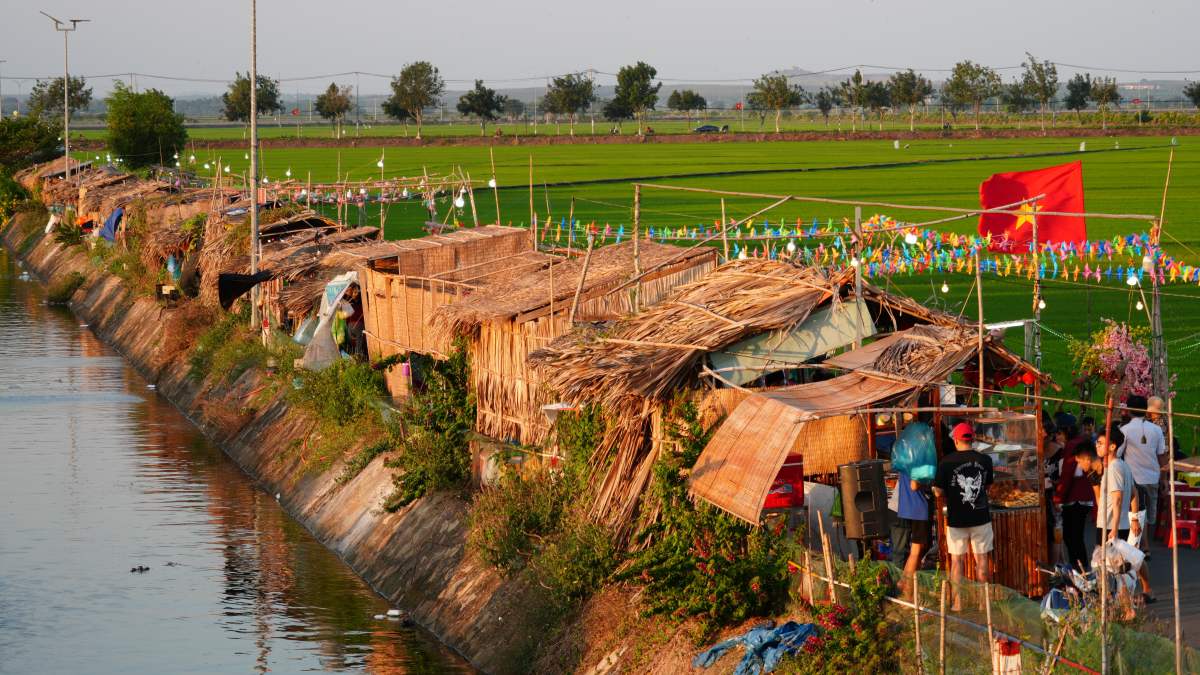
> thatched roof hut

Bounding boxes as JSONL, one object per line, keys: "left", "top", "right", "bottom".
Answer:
{"left": 429, "top": 240, "right": 719, "bottom": 446}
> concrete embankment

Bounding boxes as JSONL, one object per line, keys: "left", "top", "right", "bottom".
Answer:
{"left": 1, "top": 214, "right": 539, "bottom": 674}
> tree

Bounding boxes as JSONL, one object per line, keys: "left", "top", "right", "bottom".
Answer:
{"left": 1021, "top": 53, "right": 1059, "bottom": 131}
{"left": 999, "top": 80, "right": 1035, "bottom": 128}
{"left": 602, "top": 97, "right": 633, "bottom": 131}
{"left": 221, "top": 72, "right": 283, "bottom": 123}
{"left": 544, "top": 73, "right": 596, "bottom": 135}
{"left": 314, "top": 82, "right": 353, "bottom": 138}
{"left": 1064, "top": 73, "right": 1092, "bottom": 121}
{"left": 456, "top": 80, "right": 506, "bottom": 135}
{"left": 105, "top": 81, "right": 187, "bottom": 169}
{"left": 503, "top": 97, "right": 526, "bottom": 122}
{"left": 1185, "top": 82, "right": 1200, "bottom": 110}
{"left": 813, "top": 87, "right": 841, "bottom": 126}
{"left": 839, "top": 70, "right": 870, "bottom": 131}
{"left": 666, "top": 89, "right": 707, "bottom": 128}
{"left": 1090, "top": 76, "right": 1121, "bottom": 131}
{"left": 749, "top": 73, "right": 805, "bottom": 133}
{"left": 383, "top": 62, "right": 445, "bottom": 139}
{"left": 887, "top": 69, "right": 933, "bottom": 132}
{"left": 611, "top": 62, "right": 662, "bottom": 135}
{"left": 28, "top": 76, "right": 92, "bottom": 119}
{"left": 943, "top": 61, "right": 1001, "bottom": 130}
{"left": 743, "top": 93, "right": 769, "bottom": 130}
{"left": 864, "top": 81, "right": 891, "bottom": 131}
{"left": 0, "top": 116, "right": 59, "bottom": 173}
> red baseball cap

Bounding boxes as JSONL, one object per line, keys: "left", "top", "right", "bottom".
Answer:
{"left": 951, "top": 422, "right": 975, "bottom": 442}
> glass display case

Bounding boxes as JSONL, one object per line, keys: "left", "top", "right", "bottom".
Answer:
{"left": 942, "top": 411, "right": 1041, "bottom": 509}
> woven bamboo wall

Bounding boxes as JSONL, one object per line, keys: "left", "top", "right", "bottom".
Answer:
{"left": 472, "top": 313, "right": 571, "bottom": 446}
{"left": 796, "top": 415, "right": 869, "bottom": 476}
{"left": 574, "top": 258, "right": 715, "bottom": 321}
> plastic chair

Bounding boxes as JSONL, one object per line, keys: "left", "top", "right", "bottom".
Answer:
{"left": 1166, "top": 519, "right": 1200, "bottom": 549}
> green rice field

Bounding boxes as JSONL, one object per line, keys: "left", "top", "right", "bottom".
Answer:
{"left": 77, "top": 134, "right": 1200, "bottom": 425}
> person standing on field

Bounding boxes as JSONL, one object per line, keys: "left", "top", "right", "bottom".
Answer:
{"left": 933, "top": 422, "right": 994, "bottom": 611}
{"left": 1118, "top": 395, "right": 1166, "bottom": 552}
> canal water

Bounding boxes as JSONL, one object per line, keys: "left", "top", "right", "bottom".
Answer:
{"left": 0, "top": 248, "right": 470, "bottom": 674}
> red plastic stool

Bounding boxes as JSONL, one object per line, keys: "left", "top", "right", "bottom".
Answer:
{"left": 1166, "top": 519, "right": 1200, "bottom": 549}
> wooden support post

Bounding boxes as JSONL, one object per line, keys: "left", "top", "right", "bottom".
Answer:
{"left": 568, "top": 233, "right": 595, "bottom": 323}
{"left": 1100, "top": 396, "right": 1113, "bottom": 675}
{"left": 566, "top": 198, "right": 575, "bottom": 251}
{"left": 632, "top": 184, "right": 642, "bottom": 313}
{"left": 803, "top": 548, "right": 814, "bottom": 605}
{"left": 720, "top": 198, "right": 730, "bottom": 262}
{"left": 489, "top": 145, "right": 501, "bottom": 225}
{"left": 1032, "top": 208, "right": 1043, "bottom": 374}
{"left": 853, "top": 206, "right": 864, "bottom": 348}
{"left": 818, "top": 512, "right": 836, "bottom": 603}
{"left": 1169, "top": 398, "right": 1182, "bottom": 674}
{"left": 1151, "top": 148, "right": 1174, "bottom": 398}
{"left": 976, "top": 249, "right": 985, "bottom": 407}
{"left": 939, "top": 580, "right": 947, "bottom": 675}
{"left": 466, "top": 170, "right": 480, "bottom": 227}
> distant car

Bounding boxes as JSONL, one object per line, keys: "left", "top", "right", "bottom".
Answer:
{"left": 694, "top": 124, "right": 728, "bottom": 134}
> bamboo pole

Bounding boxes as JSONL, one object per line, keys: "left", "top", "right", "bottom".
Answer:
{"left": 568, "top": 232, "right": 595, "bottom": 322}
{"left": 1100, "top": 395, "right": 1113, "bottom": 675}
{"left": 939, "top": 580, "right": 947, "bottom": 675}
{"left": 529, "top": 155, "right": 536, "bottom": 248}
{"left": 976, "top": 250, "right": 985, "bottom": 407}
{"left": 632, "top": 184, "right": 642, "bottom": 313}
{"left": 1150, "top": 148, "right": 1175, "bottom": 398}
{"left": 984, "top": 582, "right": 995, "bottom": 673}
{"left": 914, "top": 580, "right": 924, "bottom": 675}
{"left": 489, "top": 145, "right": 501, "bottom": 225}
{"left": 720, "top": 198, "right": 729, "bottom": 261}
{"left": 1168, "top": 397, "right": 1182, "bottom": 674}
{"left": 466, "top": 170, "right": 480, "bottom": 227}
{"left": 634, "top": 182, "right": 1157, "bottom": 221}
{"left": 819, "top": 512, "right": 836, "bottom": 603}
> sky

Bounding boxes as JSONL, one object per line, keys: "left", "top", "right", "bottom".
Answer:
{"left": 1, "top": 0, "right": 1198, "bottom": 98}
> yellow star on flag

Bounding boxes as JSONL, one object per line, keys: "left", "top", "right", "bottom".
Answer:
{"left": 1013, "top": 202, "right": 1042, "bottom": 231}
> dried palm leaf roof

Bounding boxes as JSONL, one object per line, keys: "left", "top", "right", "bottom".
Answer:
{"left": 432, "top": 240, "right": 716, "bottom": 334}
{"left": 529, "top": 259, "right": 853, "bottom": 410}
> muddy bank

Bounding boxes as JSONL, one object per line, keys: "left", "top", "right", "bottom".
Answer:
{"left": 0, "top": 213, "right": 577, "bottom": 674}
{"left": 72, "top": 124, "right": 1200, "bottom": 151}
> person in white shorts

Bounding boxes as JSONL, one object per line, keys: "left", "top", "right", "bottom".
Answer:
{"left": 934, "top": 422, "right": 995, "bottom": 611}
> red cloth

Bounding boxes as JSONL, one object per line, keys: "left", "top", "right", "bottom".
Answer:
{"left": 978, "top": 161, "right": 1086, "bottom": 252}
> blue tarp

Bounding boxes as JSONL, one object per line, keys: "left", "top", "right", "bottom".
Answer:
{"left": 99, "top": 207, "right": 123, "bottom": 242}
{"left": 693, "top": 621, "right": 818, "bottom": 675}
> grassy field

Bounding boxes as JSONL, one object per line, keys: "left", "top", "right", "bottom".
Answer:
{"left": 71, "top": 108, "right": 1200, "bottom": 141}
{"left": 76, "top": 134, "right": 1200, "bottom": 423}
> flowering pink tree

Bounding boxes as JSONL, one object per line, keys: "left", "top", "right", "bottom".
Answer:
{"left": 1069, "top": 320, "right": 1161, "bottom": 401}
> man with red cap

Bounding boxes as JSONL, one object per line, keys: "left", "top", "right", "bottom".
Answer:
{"left": 933, "top": 422, "right": 995, "bottom": 611}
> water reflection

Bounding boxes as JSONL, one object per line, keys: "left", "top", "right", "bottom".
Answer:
{"left": 0, "top": 248, "right": 470, "bottom": 674}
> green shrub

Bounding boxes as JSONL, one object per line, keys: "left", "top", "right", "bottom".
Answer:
{"left": 188, "top": 312, "right": 241, "bottom": 381}
{"left": 337, "top": 436, "right": 392, "bottom": 484}
{"left": 620, "top": 398, "right": 794, "bottom": 639}
{"left": 46, "top": 271, "right": 86, "bottom": 304}
{"left": 785, "top": 560, "right": 900, "bottom": 674}
{"left": 0, "top": 172, "right": 30, "bottom": 222}
{"left": 383, "top": 341, "right": 475, "bottom": 510}
{"left": 531, "top": 518, "right": 616, "bottom": 605}
{"left": 469, "top": 467, "right": 576, "bottom": 571}
{"left": 290, "top": 357, "right": 388, "bottom": 425}
{"left": 52, "top": 218, "right": 83, "bottom": 246}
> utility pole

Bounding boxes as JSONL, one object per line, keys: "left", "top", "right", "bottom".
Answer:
{"left": 40, "top": 12, "right": 89, "bottom": 184}
{"left": 248, "top": 0, "right": 260, "bottom": 328}
{"left": 1150, "top": 149, "right": 1175, "bottom": 397}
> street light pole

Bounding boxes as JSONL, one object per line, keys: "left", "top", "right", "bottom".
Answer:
{"left": 40, "top": 12, "right": 88, "bottom": 185}
{"left": 249, "top": 0, "right": 260, "bottom": 327}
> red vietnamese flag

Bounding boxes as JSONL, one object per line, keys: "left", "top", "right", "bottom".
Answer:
{"left": 978, "top": 161, "right": 1086, "bottom": 252}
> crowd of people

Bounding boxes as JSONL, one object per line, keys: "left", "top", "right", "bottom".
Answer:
{"left": 888, "top": 395, "right": 1176, "bottom": 611}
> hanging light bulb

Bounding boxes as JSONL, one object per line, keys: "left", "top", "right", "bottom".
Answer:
{"left": 1141, "top": 254, "right": 1155, "bottom": 275}
{"left": 376, "top": 160, "right": 384, "bottom": 169}
{"left": 105, "top": 154, "right": 112, "bottom": 162}
{"left": 1136, "top": 300, "right": 1145, "bottom": 311}
{"left": 346, "top": 189, "right": 353, "bottom": 198}
{"left": 224, "top": 166, "right": 231, "bottom": 174}
{"left": 262, "top": 177, "right": 269, "bottom": 184}
{"left": 904, "top": 232, "right": 919, "bottom": 246}
{"left": 1038, "top": 298, "right": 1046, "bottom": 310}
{"left": 188, "top": 154, "right": 196, "bottom": 164}
{"left": 300, "top": 189, "right": 307, "bottom": 197}
{"left": 941, "top": 281, "right": 949, "bottom": 293}
{"left": 454, "top": 196, "right": 466, "bottom": 208}
{"left": 359, "top": 187, "right": 367, "bottom": 195}
{"left": 737, "top": 249, "right": 748, "bottom": 260}
{"left": 401, "top": 188, "right": 410, "bottom": 198}
{"left": 203, "top": 162, "right": 211, "bottom": 170}
{"left": 1126, "top": 274, "right": 1139, "bottom": 287}
{"left": 786, "top": 240, "right": 796, "bottom": 254}
{"left": 244, "top": 153, "right": 249, "bottom": 160}
{"left": 285, "top": 168, "right": 292, "bottom": 178}
{"left": 94, "top": 155, "right": 100, "bottom": 161}
{"left": 488, "top": 177, "right": 497, "bottom": 188}
{"left": 174, "top": 161, "right": 180, "bottom": 168}
{"left": 173, "top": 152, "right": 179, "bottom": 159}
{"left": 850, "top": 257, "right": 861, "bottom": 267}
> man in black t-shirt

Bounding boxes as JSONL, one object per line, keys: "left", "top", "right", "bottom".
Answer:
{"left": 933, "top": 422, "right": 995, "bottom": 611}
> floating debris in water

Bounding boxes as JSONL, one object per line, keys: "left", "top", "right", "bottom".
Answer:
{"left": 146, "top": 384, "right": 156, "bottom": 390}
{"left": 130, "top": 565, "right": 150, "bottom": 573}
{"left": 164, "top": 561, "right": 179, "bottom": 567}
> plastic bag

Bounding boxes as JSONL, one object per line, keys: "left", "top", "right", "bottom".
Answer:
{"left": 892, "top": 422, "right": 937, "bottom": 482}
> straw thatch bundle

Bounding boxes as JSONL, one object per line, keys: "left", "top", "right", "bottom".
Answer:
{"left": 529, "top": 259, "right": 853, "bottom": 413}
{"left": 872, "top": 324, "right": 976, "bottom": 380}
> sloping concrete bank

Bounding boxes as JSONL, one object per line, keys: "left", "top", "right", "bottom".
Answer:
{"left": 1, "top": 214, "right": 543, "bottom": 674}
